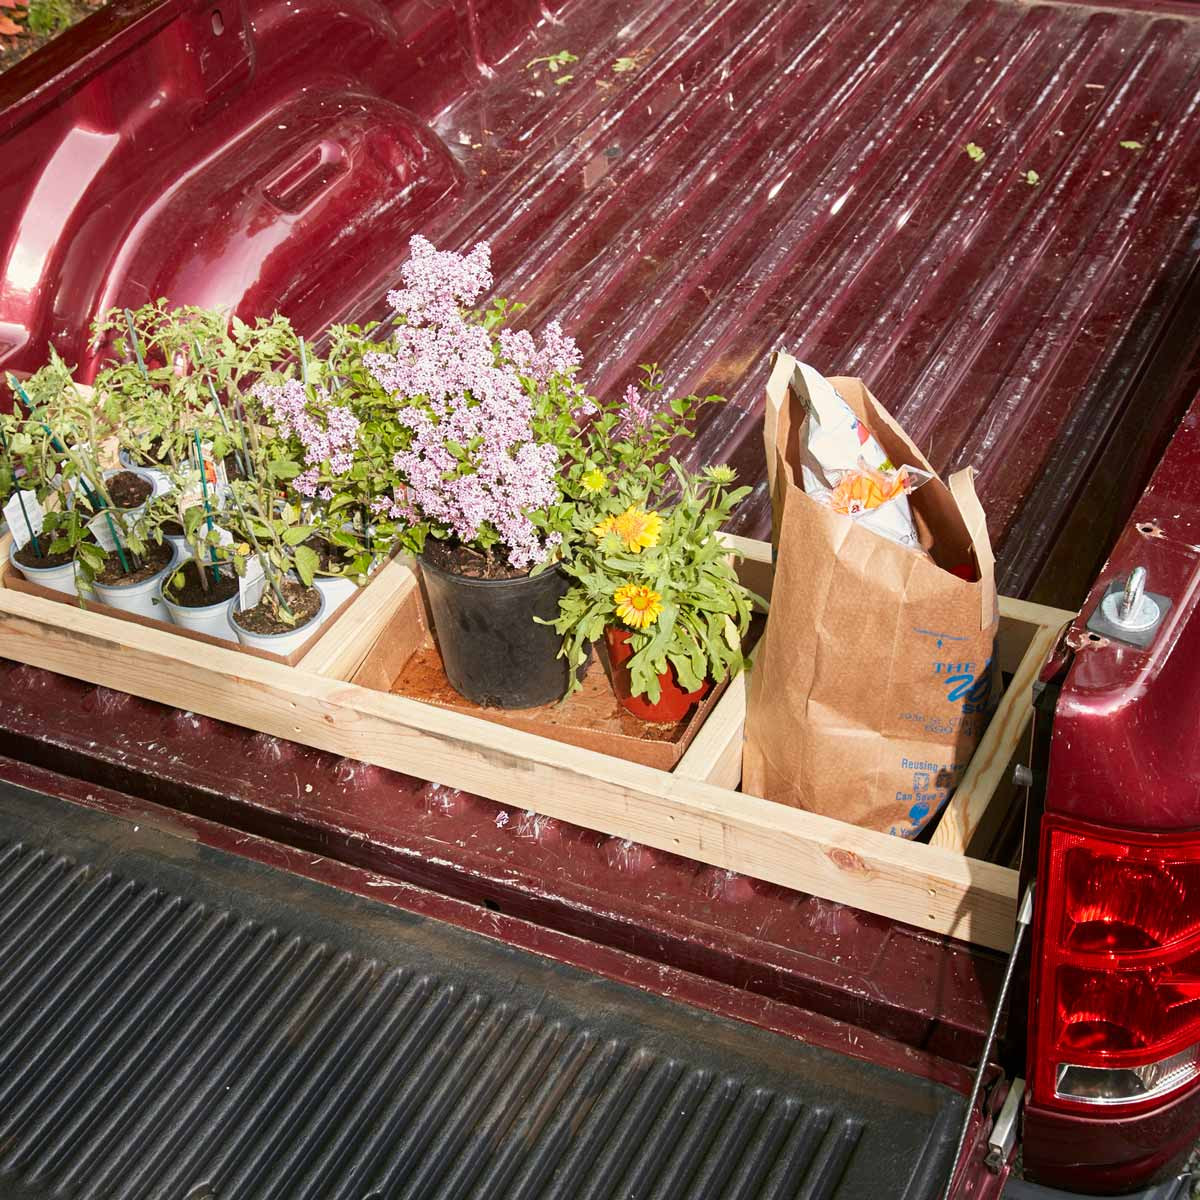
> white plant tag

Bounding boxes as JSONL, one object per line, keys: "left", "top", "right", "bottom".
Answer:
{"left": 87, "top": 512, "right": 121, "bottom": 552}
{"left": 238, "top": 555, "right": 266, "bottom": 611}
{"left": 213, "top": 525, "right": 234, "bottom": 548}
{"left": 3, "top": 490, "right": 43, "bottom": 550}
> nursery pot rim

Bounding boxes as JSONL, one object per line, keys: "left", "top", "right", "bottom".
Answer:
{"left": 226, "top": 584, "right": 327, "bottom": 639}
{"left": 158, "top": 563, "right": 237, "bottom": 614}
{"left": 8, "top": 539, "right": 75, "bottom": 574}
{"left": 418, "top": 548, "right": 564, "bottom": 591}
{"left": 92, "top": 540, "right": 180, "bottom": 592}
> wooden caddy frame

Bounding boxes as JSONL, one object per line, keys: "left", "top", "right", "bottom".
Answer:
{"left": 0, "top": 531, "right": 1074, "bottom": 953}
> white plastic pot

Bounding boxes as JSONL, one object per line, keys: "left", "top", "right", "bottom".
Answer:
{"left": 314, "top": 574, "right": 359, "bottom": 611}
{"left": 101, "top": 465, "right": 162, "bottom": 517}
{"left": 158, "top": 567, "right": 237, "bottom": 642}
{"left": 91, "top": 541, "right": 179, "bottom": 622}
{"left": 8, "top": 539, "right": 77, "bottom": 596}
{"left": 117, "top": 449, "right": 172, "bottom": 498}
{"left": 228, "top": 586, "right": 327, "bottom": 655}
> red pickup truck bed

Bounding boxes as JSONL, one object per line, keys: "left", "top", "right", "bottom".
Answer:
{"left": 1, "top": 0, "right": 1199, "bottom": 1194}
{"left": 4, "top": 0, "right": 1198, "bottom": 599}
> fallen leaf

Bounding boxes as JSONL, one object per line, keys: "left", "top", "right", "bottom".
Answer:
{"left": 554, "top": 74, "right": 573, "bottom": 86}
{"left": 525, "top": 50, "right": 577, "bottom": 74}
{"left": 965, "top": 142, "right": 986, "bottom": 162}
{"left": 1025, "top": 169, "right": 1039, "bottom": 185}
{"left": 0, "top": 14, "right": 23, "bottom": 32}
{"left": 612, "top": 47, "right": 653, "bottom": 73}
{"left": 1119, "top": 139, "right": 1144, "bottom": 150}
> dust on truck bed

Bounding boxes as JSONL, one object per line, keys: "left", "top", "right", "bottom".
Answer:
{"left": 416, "top": 0, "right": 1200, "bottom": 605}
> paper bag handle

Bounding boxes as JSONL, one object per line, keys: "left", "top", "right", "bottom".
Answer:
{"left": 948, "top": 467, "right": 996, "bottom": 630}
{"left": 763, "top": 351, "right": 798, "bottom": 546}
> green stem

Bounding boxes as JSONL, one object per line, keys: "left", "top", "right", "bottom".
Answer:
{"left": 225, "top": 486, "right": 292, "bottom": 619}
{"left": 14, "top": 489, "right": 41, "bottom": 558}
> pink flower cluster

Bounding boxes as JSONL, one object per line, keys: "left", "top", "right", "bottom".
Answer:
{"left": 253, "top": 378, "right": 360, "bottom": 499}
{"left": 385, "top": 236, "right": 493, "bottom": 328}
{"left": 618, "top": 382, "right": 655, "bottom": 436}
{"left": 498, "top": 321, "right": 582, "bottom": 388}
{"left": 366, "top": 237, "right": 573, "bottom": 571}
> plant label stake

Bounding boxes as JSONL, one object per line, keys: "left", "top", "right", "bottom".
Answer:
{"left": 87, "top": 513, "right": 120, "bottom": 552}
{"left": 4, "top": 489, "right": 44, "bottom": 555}
{"left": 192, "top": 431, "right": 222, "bottom": 582}
{"left": 238, "top": 555, "right": 267, "bottom": 611}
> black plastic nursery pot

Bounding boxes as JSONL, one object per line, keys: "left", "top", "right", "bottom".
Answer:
{"left": 418, "top": 550, "right": 575, "bottom": 709}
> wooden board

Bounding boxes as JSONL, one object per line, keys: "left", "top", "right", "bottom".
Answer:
{"left": 370, "top": 572, "right": 746, "bottom": 772}
{"left": 1, "top": 533, "right": 411, "bottom": 676}
{"left": 0, "top": 533, "right": 1071, "bottom": 953}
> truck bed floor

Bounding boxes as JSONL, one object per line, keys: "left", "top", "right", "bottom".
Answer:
{"left": 0, "top": 781, "right": 964, "bottom": 1200}
{"left": 424, "top": 0, "right": 1200, "bottom": 601}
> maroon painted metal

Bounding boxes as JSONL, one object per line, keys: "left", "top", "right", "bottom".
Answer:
{"left": 1020, "top": 388, "right": 1200, "bottom": 1189}
{"left": 1, "top": 0, "right": 1199, "bottom": 1190}
{"left": 1047, "top": 386, "right": 1200, "bottom": 832}
{"left": 3, "top": 0, "right": 1200, "bottom": 600}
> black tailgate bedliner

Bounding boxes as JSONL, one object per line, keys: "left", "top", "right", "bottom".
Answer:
{"left": 0, "top": 781, "right": 963, "bottom": 1200}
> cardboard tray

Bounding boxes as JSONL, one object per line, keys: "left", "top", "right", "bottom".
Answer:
{"left": 0, "top": 531, "right": 1076, "bottom": 951}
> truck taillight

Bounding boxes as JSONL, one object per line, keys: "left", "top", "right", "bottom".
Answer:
{"left": 1031, "top": 817, "right": 1200, "bottom": 1112}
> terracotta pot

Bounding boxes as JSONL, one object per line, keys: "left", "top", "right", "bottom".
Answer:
{"left": 605, "top": 626, "right": 711, "bottom": 722}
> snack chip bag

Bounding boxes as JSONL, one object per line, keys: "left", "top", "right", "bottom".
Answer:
{"left": 796, "top": 368, "right": 930, "bottom": 551}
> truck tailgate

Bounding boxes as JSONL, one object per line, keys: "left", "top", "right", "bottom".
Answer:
{"left": 0, "top": 776, "right": 967, "bottom": 1200}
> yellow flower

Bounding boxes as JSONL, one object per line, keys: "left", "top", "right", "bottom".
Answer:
{"left": 594, "top": 505, "right": 662, "bottom": 552}
{"left": 580, "top": 468, "right": 607, "bottom": 494}
{"left": 614, "top": 583, "right": 663, "bottom": 629}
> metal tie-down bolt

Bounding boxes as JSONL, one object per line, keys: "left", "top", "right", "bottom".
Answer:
{"left": 1100, "top": 564, "right": 1161, "bottom": 633}
{"left": 1120, "top": 566, "right": 1146, "bottom": 623}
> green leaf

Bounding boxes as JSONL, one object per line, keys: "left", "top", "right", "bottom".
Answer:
{"left": 283, "top": 525, "right": 315, "bottom": 546}
{"left": 964, "top": 142, "right": 985, "bottom": 162}
{"left": 1024, "top": 169, "right": 1040, "bottom": 185}
{"left": 76, "top": 542, "right": 106, "bottom": 571}
{"left": 293, "top": 543, "right": 319, "bottom": 587}
{"left": 268, "top": 459, "right": 302, "bottom": 480}
{"left": 1119, "top": 139, "right": 1143, "bottom": 150}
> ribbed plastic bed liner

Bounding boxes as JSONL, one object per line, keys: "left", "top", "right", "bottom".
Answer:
{"left": 0, "top": 783, "right": 964, "bottom": 1200}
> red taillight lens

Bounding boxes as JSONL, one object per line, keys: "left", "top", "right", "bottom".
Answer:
{"left": 1031, "top": 817, "right": 1200, "bottom": 1112}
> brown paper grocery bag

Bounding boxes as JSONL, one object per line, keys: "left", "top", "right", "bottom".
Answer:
{"left": 743, "top": 354, "right": 999, "bottom": 838}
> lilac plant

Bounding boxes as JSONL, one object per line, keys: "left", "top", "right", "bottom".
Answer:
{"left": 354, "top": 236, "right": 587, "bottom": 573}
{"left": 324, "top": 236, "right": 723, "bottom": 577}
{"left": 252, "top": 377, "right": 360, "bottom": 502}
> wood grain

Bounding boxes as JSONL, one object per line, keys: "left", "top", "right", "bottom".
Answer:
{"left": 930, "top": 602, "right": 1074, "bottom": 853}
{"left": 298, "top": 556, "right": 418, "bottom": 680}
{"left": 0, "top": 580, "right": 1019, "bottom": 949}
